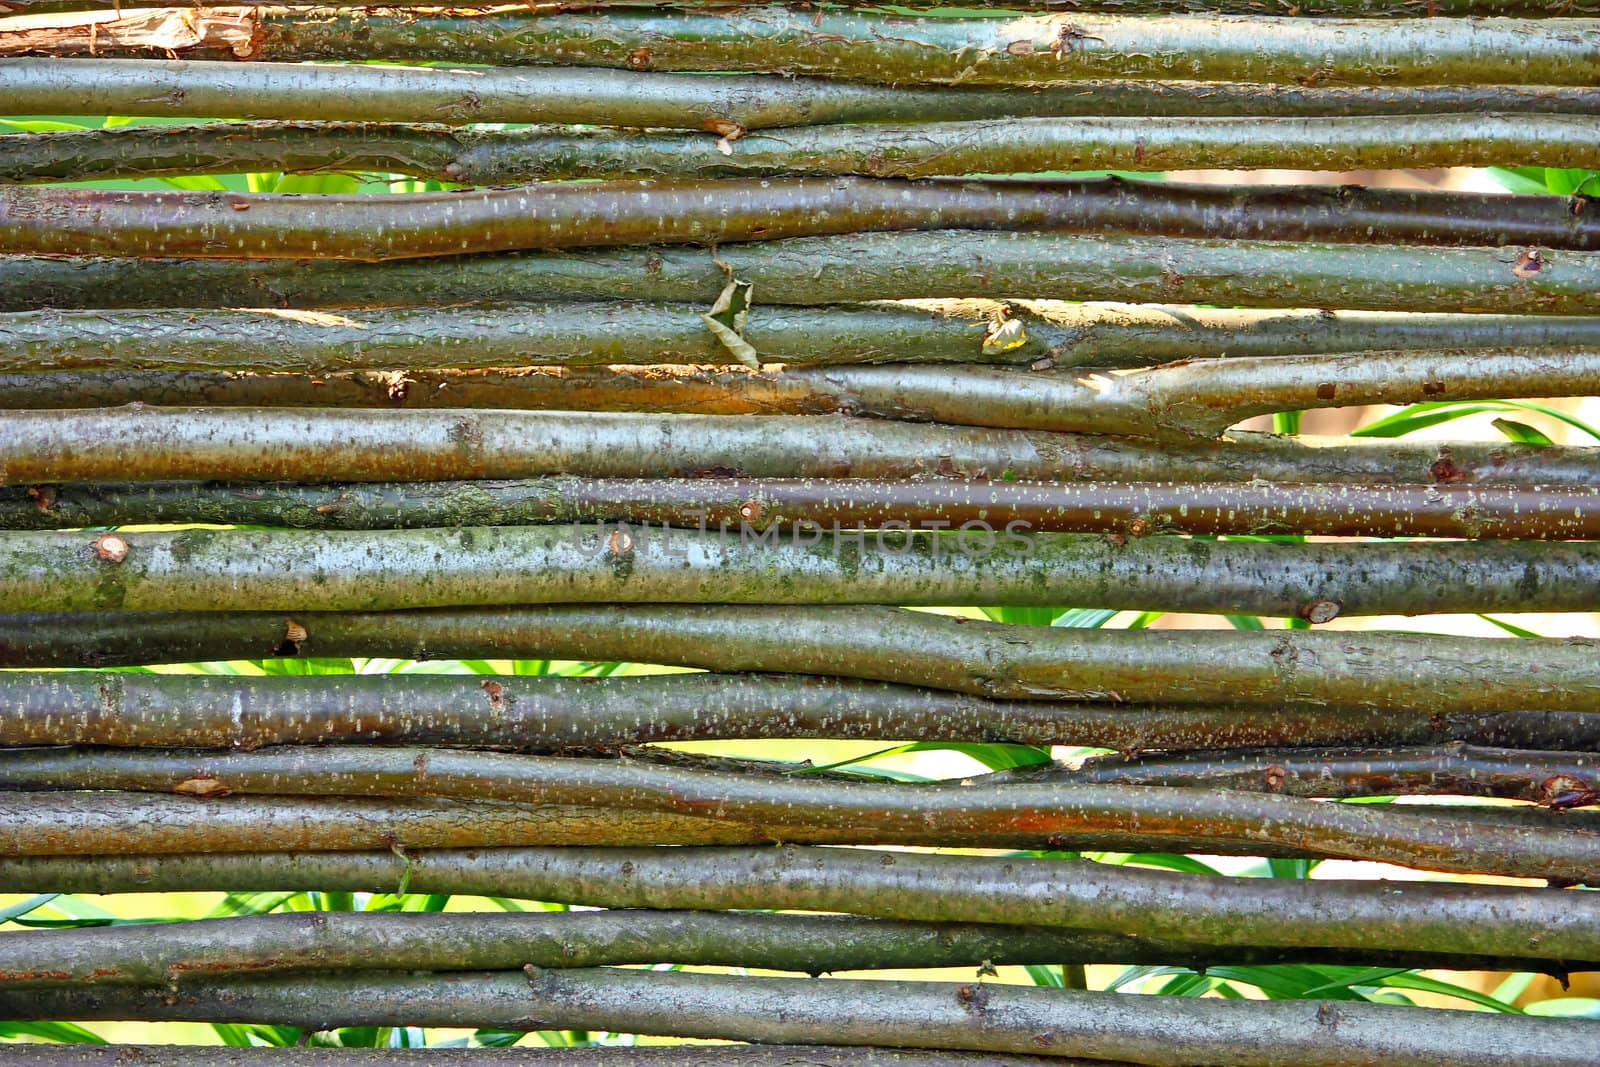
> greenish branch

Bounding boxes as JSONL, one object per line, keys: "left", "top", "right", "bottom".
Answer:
{"left": 8, "top": 178, "right": 1599, "bottom": 262}
{"left": 4, "top": 966, "right": 1595, "bottom": 1064}
{"left": 0, "top": 1045, "right": 1078, "bottom": 1067}
{"left": 11, "top": 300, "right": 1600, "bottom": 374}
{"left": 6, "top": 908, "right": 1578, "bottom": 988}
{"left": 2, "top": 232, "right": 1592, "bottom": 314}
{"left": 1060, "top": 743, "right": 1600, "bottom": 801}
{"left": 4, "top": 606, "right": 1598, "bottom": 710}
{"left": 9, "top": 6, "right": 1597, "bottom": 88}
{"left": 6, "top": 669, "right": 1595, "bottom": 755}
{"left": 8, "top": 59, "right": 1600, "bottom": 130}
{"left": 7, "top": 844, "right": 1600, "bottom": 962}
{"left": 7, "top": 744, "right": 1600, "bottom": 880}
{"left": 8, "top": 116, "right": 1600, "bottom": 186}
{"left": 11, "top": 477, "right": 1600, "bottom": 540}
{"left": 3, "top": 409, "right": 1594, "bottom": 486}
{"left": 7, "top": 524, "right": 1600, "bottom": 617}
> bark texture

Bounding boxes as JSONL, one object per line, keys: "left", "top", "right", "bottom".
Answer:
{"left": 7, "top": 844, "right": 1600, "bottom": 959}
{"left": 6, "top": 524, "right": 1600, "bottom": 617}
{"left": 6, "top": 670, "right": 1596, "bottom": 754}
{"left": 3, "top": 606, "right": 1597, "bottom": 712}
{"left": 7, "top": 967, "right": 1599, "bottom": 1065}
{"left": 10, "top": 58, "right": 1600, "bottom": 126}
{"left": 1, "top": 231, "right": 1593, "bottom": 314}
{"left": 8, "top": 7, "right": 1598, "bottom": 88}
{"left": 9, "top": 301, "right": 1600, "bottom": 373}
{"left": 4, "top": 409, "right": 1592, "bottom": 485}
{"left": 8, "top": 118, "right": 1600, "bottom": 186}
{"left": 12, "top": 477, "right": 1600, "bottom": 539}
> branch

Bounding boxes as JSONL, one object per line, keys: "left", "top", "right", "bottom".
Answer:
{"left": 8, "top": 524, "right": 1600, "bottom": 617}
{"left": 9, "top": 0, "right": 1600, "bottom": 17}
{"left": 11, "top": 300, "right": 1600, "bottom": 374}
{"left": 11, "top": 477, "right": 1600, "bottom": 540}
{"left": 0, "top": 300, "right": 1072, "bottom": 374}
{"left": 7, "top": 7, "right": 1597, "bottom": 88}
{"left": 8, "top": 177, "right": 1600, "bottom": 262}
{"left": 0, "top": 1046, "right": 1079, "bottom": 1067}
{"left": 9, "top": 412, "right": 1548, "bottom": 489}
{"left": 7, "top": 745, "right": 1600, "bottom": 880}
{"left": 5, "top": 0, "right": 1600, "bottom": 17}
{"left": 13, "top": 788, "right": 1588, "bottom": 860}
{"left": 9, "top": 353, "right": 1599, "bottom": 436}
{"left": 7, "top": 909, "right": 1578, "bottom": 988}
{"left": 7, "top": 670, "right": 1597, "bottom": 755}
{"left": 5, "top": 967, "right": 1596, "bottom": 1065}
{"left": 8, "top": 117, "right": 1600, "bottom": 188}
{"left": 3, "top": 409, "right": 1594, "bottom": 487}
{"left": 1059, "top": 743, "right": 1600, "bottom": 801}
{"left": 10, "top": 844, "right": 1600, "bottom": 959}
{"left": 2, "top": 232, "right": 1595, "bottom": 314}
{"left": 8, "top": 59, "right": 1600, "bottom": 128}
{"left": 4, "top": 606, "right": 1598, "bottom": 710}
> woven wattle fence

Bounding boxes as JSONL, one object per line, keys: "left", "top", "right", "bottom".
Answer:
{"left": 2, "top": 0, "right": 1599, "bottom": 1062}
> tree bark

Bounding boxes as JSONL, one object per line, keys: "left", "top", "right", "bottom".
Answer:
{"left": 5, "top": 0, "right": 1600, "bottom": 17}
{"left": 8, "top": 524, "right": 1600, "bottom": 617}
{"left": 6, "top": 908, "right": 1579, "bottom": 988}
{"left": 9, "top": 353, "right": 1599, "bottom": 436}
{"left": 4, "top": 606, "right": 1598, "bottom": 711}
{"left": 0, "top": 1046, "right": 1079, "bottom": 1067}
{"left": 8, "top": 179, "right": 1600, "bottom": 262}
{"left": 3, "top": 408, "right": 1593, "bottom": 486}
{"left": 6, "top": 669, "right": 1596, "bottom": 754}
{"left": 9, "top": 300, "right": 1600, "bottom": 373}
{"left": 1, "top": 231, "right": 1593, "bottom": 314}
{"left": 6, "top": 744, "right": 1600, "bottom": 881}
{"left": 9, "top": 843, "right": 1600, "bottom": 960}
{"left": 1059, "top": 743, "right": 1600, "bottom": 801}
{"left": 7, "top": 967, "right": 1598, "bottom": 1065}
{"left": 8, "top": 117, "right": 1600, "bottom": 187}
{"left": 7, "top": 7, "right": 1598, "bottom": 89}
{"left": 17, "top": 788, "right": 1586, "bottom": 860}
{"left": 11, "top": 477, "right": 1600, "bottom": 540}
{"left": 9, "top": 59, "right": 1600, "bottom": 129}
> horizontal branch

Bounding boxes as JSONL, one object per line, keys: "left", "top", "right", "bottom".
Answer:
{"left": 8, "top": 670, "right": 1598, "bottom": 754}
{"left": 0, "top": 300, "right": 1067, "bottom": 374}
{"left": 0, "top": 1046, "right": 1077, "bottom": 1067}
{"left": 1063, "top": 743, "right": 1600, "bottom": 801}
{"left": 10, "top": 369, "right": 1600, "bottom": 496}
{"left": 12, "top": 300, "right": 1600, "bottom": 374}
{"left": 8, "top": 6, "right": 1597, "bottom": 88}
{"left": 9, "top": 60, "right": 1600, "bottom": 130}
{"left": 9, "top": 524, "right": 1600, "bottom": 617}
{"left": 5, "top": 0, "right": 1600, "bottom": 18}
{"left": 4, "top": 606, "right": 1598, "bottom": 710}
{"left": 3, "top": 232, "right": 1594, "bottom": 315}
{"left": 3, "top": 232, "right": 1596, "bottom": 316}
{"left": 12, "top": 477, "right": 1600, "bottom": 540}
{"left": 0, "top": 786, "right": 1454, "bottom": 863}
{"left": 4, "top": 409, "right": 1595, "bottom": 488}
{"left": 9, "top": 412, "right": 1561, "bottom": 489}
{"left": 9, "top": 116, "right": 1600, "bottom": 189}
{"left": 8, "top": 966, "right": 1596, "bottom": 1065}
{"left": 9, "top": 0, "right": 1600, "bottom": 18}
{"left": 9, "top": 177, "right": 1600, "bottom": 262}
{"left": 9, "top": 352, "right": 1596, "bottom": 437}
{"left": 6, "top": 909, "right": 1576, "bottom": 988}
{"left": 13, "top": 788, "right": 1586, "bottom": 859}
{"left": 7, "top": 745, "right": 1600, "bottom": 879}
{"left": 8, "top": 844, "right": 1600, "bottom": 962}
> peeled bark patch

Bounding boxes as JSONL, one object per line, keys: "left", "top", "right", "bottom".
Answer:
{"left": 0, "top": 6, "right": 259, "bottom": 57}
